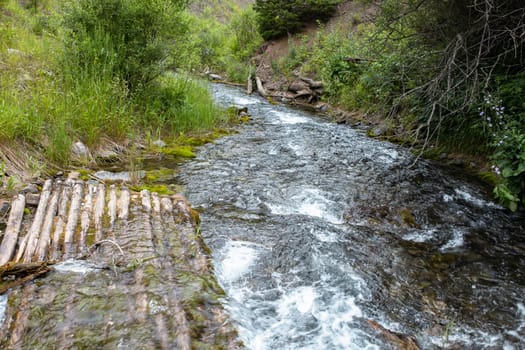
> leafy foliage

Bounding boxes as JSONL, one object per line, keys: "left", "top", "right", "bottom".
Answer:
{"left": 254, "top": 0, "right": 339, "bottom": 40}
{"left": 61, "top": 0, "right": 189, "bottom": 91}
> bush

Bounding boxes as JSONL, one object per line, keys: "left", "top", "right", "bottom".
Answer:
{"left": 61, "top": 0, "right": 188, "bottom": 92}
{"left": 254, "top": 0, "right": 340, "bottom": 40}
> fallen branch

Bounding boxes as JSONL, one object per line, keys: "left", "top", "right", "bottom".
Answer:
{"left": 0, "top": 262, "right": 52, "bottom": 295}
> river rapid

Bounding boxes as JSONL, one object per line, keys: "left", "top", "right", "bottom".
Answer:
{"left": 179, "top": 84, "right": 525, "bottom": 349}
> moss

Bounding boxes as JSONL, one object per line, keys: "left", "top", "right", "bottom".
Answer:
{"left": 398, "top": 208, "right": 419, "bottom": 228}
{"left": 239, "top": 115, "right": 251, "bottom": 123}
{"left": 129, "top": 184, "right": 174, "bottom": 195}
{"left": 144, "top": 168, "right": 175, "bottom": 182}
{"left": 156, "top": 145, "right": 196, "bottom": 158}
{"left": 76, "top": 168, "right": 92, "bottom": 181}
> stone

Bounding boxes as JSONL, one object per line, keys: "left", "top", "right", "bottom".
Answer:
{"left": 26, "top": 193, "right": 41, "bottom": 206}
{"left": 21, "top": 184, "right": 39, "bottom": 194}
{"left": 0, "top": 201, "right": 10, "bottom": 215}
{"left": 68, "top": 171, "right": 81, "bottom": 180}
{"left": 71, "top": 141, "right": 90, "bottom": 160}
{"left": 93, "top": 170, "right": 145, "bottom": 182}
{"left": 152, "top": 139, "right": 166, "bottom": 148}
{"left": 95, "top": 149, "right": 120, "bottom": 163}
{"left": 288, "top": 79, "right": 309, "bottom": 92}
{"left": 208, "top": 73, "right": 223, "bottom": 81}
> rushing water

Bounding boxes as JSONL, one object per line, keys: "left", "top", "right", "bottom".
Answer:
{"left": 180, "top": 84, "right": 525, "bottom": 349}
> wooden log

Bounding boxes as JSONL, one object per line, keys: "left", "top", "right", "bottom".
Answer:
{"left": 118, "top": 187, "right": 130, "bottom": 221}
{"left": 50, "top": 182, "right": 71, "bottom": 260}
{"left": 0, "top": 194, "right": 26, "bottom": 265}
{"left": 93, "top": 183, "right": 105, "bottom": 242}
{"left": 294, "top": 88, "right": 314, "bottom": 99}
{"left": 78, "top": 184, "right": 95, "bottom": 256}
{"left": 255, "top": 76, "right": 267, "bottom": 97}
{"left": 247, "top": 72, "right": 253, "bottom": 95}
{"left": 35, "top": 188, "right": 60, "bottom": 261}
{"left": 0, "top": 262, "right": 51, "bottom": 294}
{"left": 299, "top": 76, "right": 323, "bottom": 89}
{"left": 151, "top": 192, "right": 161, "bottom": 213}
{"left": 63, "top": 182, "right": 83, "bottom": 258}
{"left": 160, "top": 197, "right": 173, "bottom": 214}
{"left": 19, "top": 180, "right": 52, "bottom": 263}
{"left": 108, "top": 185, "right": 117, "bottom": 230}
{"left": 141, "top": 190, "right": 152, "bottom": 213}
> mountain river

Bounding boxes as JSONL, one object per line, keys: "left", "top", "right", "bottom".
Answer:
{"left": 179, "top": 84, "right": 525, "bottom": 349}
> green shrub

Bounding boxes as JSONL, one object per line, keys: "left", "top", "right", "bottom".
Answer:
{"left": 228, "top": 7, "right": 263, "bottom": 62}
{"left": 254, "top": 0, "right": 340, "bottom": 40}
{"left": 61, "top": 0, "right": 188, "bottom": 92}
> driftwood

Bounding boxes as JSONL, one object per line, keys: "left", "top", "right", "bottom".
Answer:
{"left": 0, "top": 262, "right": 51, "bottom": 295}
{"left": 299, "top": 76, "right": 323, "bottom": 89}
{"left": 0, "top": 194, "right": 26, "bottom": 265}
{"left": 247, "top": 72, "right": 253, "bottom": 95}
{"left": 255, "top": 76, "right": 267, "bottom": 97}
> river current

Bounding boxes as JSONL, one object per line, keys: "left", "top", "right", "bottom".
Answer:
{"left": 179, "top": 84, "right": 525, "bottom": 349}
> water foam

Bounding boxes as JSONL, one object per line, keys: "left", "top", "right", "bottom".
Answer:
{"left": 233, "top": 96, "right": 258, "bottom": 105}
{"left": 54, "top": 259, "right": 99, "bottom": 273}
{"left": 270, "top": 111, "right": 311, "bottom": 124}
{"left": 0, "top": 294, "right": 7, "bottom": 326}
{"left": 242, "top": 287, "right": 371, "bottom": 350}
{"left": 440, "top": 228, "right": 465, "bottom": 251}
{"left": 218, "top": 241, "right": 259, "bottom": 283}
{"left": 268, "top": 188, "right": 344, "bottom": 224}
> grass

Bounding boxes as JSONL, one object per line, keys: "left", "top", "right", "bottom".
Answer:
{"left": 0, "top": 0, "right": 230, "bottom": 185}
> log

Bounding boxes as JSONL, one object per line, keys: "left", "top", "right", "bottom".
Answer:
{"left": 93, "top": 183, "right": 105, "bottom": 242}
{"left": 255, "top": 76, "right": 267, "bottom": 97}
{"left": 151, "top": 192, "right": 161, "bottom": 213}
{"left": 118, "top": 187, "right": 130, "bottom": 221}
{"left": 141, "top": 190, "right": 152, "bottom": 213}
{"left": 288, "top": 80, "right": 310, "bottom": 92}
{"left": 299, "top": 76, "right": 323, "bottom": 89}
{"left": 294, "top": 88, "right": 314, "bottom": 99}
{"left": 78, "top": 184, "right": 95, "bottom": 255}
{"left": 35, "top": 188, "right": 60, "bottom": 261}
{"left": 63, "top": 182, "right": 83, "bottom": 258}
{"left": 50, "top": 182, "right": 71, "bottom": 260}
{"left": 247, "top": 72, "right": 253, "bottom": 95}
{"left": 0, "top": 194, "right": 26, "bottom": 265}
{"left": 108, "top": 185, "right": 117, "bottom": 230}
{"left": 0, "top": 262, "right": 51, "bottom": 294}
{"left": 19, "top": 180, "right": 52, "bottom": 263}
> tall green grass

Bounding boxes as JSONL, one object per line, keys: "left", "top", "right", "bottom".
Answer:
{"left": 0, "top": 0, "right": 228, "bottom": 173}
